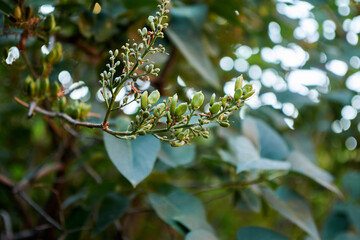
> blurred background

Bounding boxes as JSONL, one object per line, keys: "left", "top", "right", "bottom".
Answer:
{"left": 1, "top": 0, "right": 360, "bottom": 239}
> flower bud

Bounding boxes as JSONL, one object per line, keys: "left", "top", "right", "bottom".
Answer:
{"left": 138, "top": 130, "right": 146, "bottom": 136}
{"left": 54, "top": 42, "right": 63, "bottom": 62}
{"left": 220, "top": 121, "right": 230, "bottom": 128}
{"left": 210, "top": 102, "right": 221, "bottom": 114}
{"left": 14, "top": 5, "right": 22, "bottom": 19}
{"left": 40, "top": 77, "right": 49, "bottom": 94}
{"left": 79, "top": 102, "right": 91, "bottom": 120}
{"left": 59, "top": 96, "right": 66, "bottom": 112}
{"left": 170, "top": 140, "right": 185, "bottom": 147}
{"left": 50, "top": 82, "right": 60, "bottom": 97}
{"left": 222, "top": 95, "right": 228, "bottom": 108}
{"left": 234, "top": 88, "right": 243, "bottom": 100}
{"left": 148, "top": 90, "right": 160, "bottom": 105}
{"left": 143, "top": 111, "right": 150, "bottom": 118}
{"left": 210, "top": 93, "right": 216, "bottom": 106}
{"left": 243, "top": 90, "right": 255, "bottom": 99}
{"left": 191, "top": 91, "right": 204, "bottom": 110}
{"left": 44, "top": 13, "right": 56, "bottom": 31}
{"left": 24, "top": 76, "right": 34, "bottom": 96}
{"left": 235, "top": 75, "right": 243, "bottom": 90}
{"left": 141, "top": 91, "right": 148, "bottom": 110}
{"left": 170, "top": 93, "right": 178, "bottom": 115}
{"left": 175, "top": 103, "right": 187, "bottom": 116}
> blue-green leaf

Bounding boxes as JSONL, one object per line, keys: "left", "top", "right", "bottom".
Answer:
{"left": 237, "top": 226, "right": 290, "bottom": 240}
{"left": 92, "top": 193, "right": 129, "bottom": 236}
{"left": 220, "top": 136, "right": 290, "bottom": 173}
{"left": 287, "top": 151, "right": 342, "bottom": 196}
{"left": 158, "top": 143, "right": 196, "bottom": 167}
{"left": 166, "top": 5, "right": 220, "bottom": 89}
{"left": 149, "top": 187, "right": 213, "bottom": 234}
{"left": 261, "top": 187, "right": 320, "bottom": 240}
{"left": 103, "top": 133, "right": 161, "bottom": 187}
{"left": 342, "top": 171, "right": 360, "bottom": 201}
{"left": 242, "top": 117, "right": 289, "bottom": 160}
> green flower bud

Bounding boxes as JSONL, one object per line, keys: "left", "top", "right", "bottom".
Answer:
{"left": 210, "top": 102, "right": 221, "bottom": 114}
{"left": 141, "top": 91, "right": 148, "bottom": 110}
{"left": 220, "top": 121, "right": 230, "bottom": 128}
{"left": 59, "top": 96, "right": 67, "bottom": 112}
{"left": 25, "top": 6, "right": 33, "bottom": 20}
{"left": 234, "top": 88, "right": 243, "bottom": 100}
{"left": 29, "top": 81, "right": 37, "bottom": 98}
{"left": 175, "top": 103, "right": 187, "bottom": 116}
{"left": 24, "top": 76, "right": 34, "bottom": 96}
{"left": 170, "top": 140, "right": 185, "bottom": 147}
{"left": 35, "top": 79, "right": 41, "bottom": 96}
{"left": 167, "top": 111, "right": 172, "bottom": 123}
{"left": 79, "top": 103, "right": 91, "bottom": 120}
{"left": 235, "top": 75, "right": 243, "bottom": 90}
{"left": 191, "top": 91, "right": 204, "bottom": 110}
{"left": 54, "top": 42, "right": 63, "bottom": 63}
{"left": 138, "top": 130, "right": 146, "bottom": 136}
{"left": 243, "top": 90, "right": 255, "bottom": 99}
{"left": 154, "top": 103, "right": 165, "bottom": 117}
{"left": 143, "top": 111, "right": 150, "bottom": 118}
{"left": 222, "top": 95, "right": 229, "bottom": 108}
{"left": 170, "top": 93, "right": 178, "bottom": 115}
{"left": 210, "top": 93, "right": 216, "bottom": 106}
{"left": 44, "top": 13, "right": 56, "bottom": 31}
{"left": 14, "top": 5, "right": 22, "bottom": 19}
{"left": 243, "top": 84, "right": 253, "bottom": 94}
{"left": 176, "top": 132, "right": 186, "bottom": 140}
{"left": 50, "top": 82, "right": 60, "bottom": 97}
{"left": 40, "top": 77, "right": 49, "bottom": 94}
{"left": 148, "top": 90, "right": 160, "bottom": 105}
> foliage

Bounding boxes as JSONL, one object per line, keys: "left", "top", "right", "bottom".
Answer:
{"left": 1, "top": 0, "right": 360, "bottom": 239}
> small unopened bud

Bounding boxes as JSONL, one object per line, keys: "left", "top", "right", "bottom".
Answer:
{"left": 235, "top": 75, "right": 243, "bottom": 90}
{"left": 210, "top": 102, "right": 221, "bottom": 114}
{"left": 175, "top": 103, "right": 187, "bottom": 116}
{"left": 191, "top": 91, "right": 204, "bottom": 110}
{"left": 148, "top": 90, "right": 160, "bottom": 105}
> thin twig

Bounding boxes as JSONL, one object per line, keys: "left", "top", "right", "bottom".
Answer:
{"left": 21, "top": 50, "right": 38, "bottom": 79}
{"left": 18, "top": 191, "right": 64, "bottom": 232}
{"left": 0, "top": 210, "right": 13, "bottom": 240}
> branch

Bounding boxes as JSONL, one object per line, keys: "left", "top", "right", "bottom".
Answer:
{"left": 18, "top": 191, "right": 64, "bottom": 232}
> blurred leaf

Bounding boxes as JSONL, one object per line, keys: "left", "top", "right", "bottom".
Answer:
{"left": 166, "top": 5, "right": 220, "bottom": 89}
{"left": 103, "top": 133, "right": 161, "bottom": 187}
{"left": 341, "top": 171, "right": 360, "bottom": 201}
{"left": 158, "top": 143, "right": 196, "bottom": 167}
{"left": 242, "top": 117, "right": 290, "bottom": 160}
{"left": 65, "top": 207, "right": 90, "bottom": 240}
{"left": 323, "top": 90, "right": 355, "bottom": 105}
{"left": 221, "top": 136, "right": 290, "bottom": 173}
{"left": 334, "top": 233, "right": 360, "bottom": 240}
{"left": 185, "top": 229, "right": 218, "bottom": 240}
{"left": 78, "top": 11, "right": 115, "bottom": 42}
{"left": 275, "top": 91, "right": 315, "bottom": 109}
{"left": 237, "top": 226, "right": 290, "bottom": 240}
{"left": 0, "top": 2, "right": 12, "bottom": 15}
{"left": 322, "top": 209, "right": 351, "bottom": 240}
{"left": 241, "top": 188, "right": 261, "bottom": 213}
{"left": 62, "top": 191, "right": 88, "bottom": 209}
{"left": 262, "top": 187, "right": 320, "bottom": 240}
{"left": 92, "top": 193, "right": 129, "bottom": 236}
{"left": 287, "top": 151, "right": 342, "bottom": 196}
{"left": 149, "top": 186, "right": 213, "bottom": 234}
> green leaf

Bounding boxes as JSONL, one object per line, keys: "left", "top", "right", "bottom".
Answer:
{"left": 166, "top": 5, "right": 220, "bottom": 89}
{"left": 322, "top": 209, "right": 351, "bottom": 240}
{"left": 0, "top": 1, "right": 12, "bottom": 15}
{"left": 92, "top": 193, "right": 129, "bottom": 236}
{"left": 334, "top": 233, "right": 360, "bottom": 240}
{"left": 242, "top": 117, "right": 289, "bottom": 160}
{"left": 148, "top": 186, "right": 213, "bottom": 234}
{"left": 341, "top": 171, "right": 360, "bottom": 201}
{"left": 287, "top": 151, "right": 342, "bottom": 196}
{"left": 103, "top": 133, "right": 161, "bottom": 187}
{"left": 221, "top": 136, "right": 290, "bottom": 173}
{"left": 323, "top": 90, "right": 355, "bottom": 105}
{"left": 158, "top": 143, "right": 196, "bottom": 167}
{"left": 236, "top": 226, "right": 290, "bottom": 240}
{"left": 261, "top": 187, "right": 320, "bottom": 240}
{"left": 185, "top": 229, "right": 218, "bottom": 240}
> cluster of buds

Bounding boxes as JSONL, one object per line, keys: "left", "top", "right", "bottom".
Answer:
{"left": 60, "top": 99, "right": 91, "bottom": 121}
{"left": 24, "top": 75, "right": 61, "bottom": 99}
{"left": 124, "top": 75, "right": 254, "bottom": 147}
